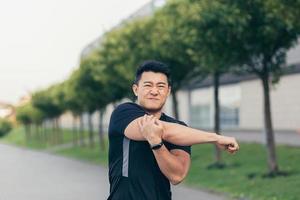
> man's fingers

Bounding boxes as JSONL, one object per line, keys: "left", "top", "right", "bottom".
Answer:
{"left": 227, "top": 143, "right": 239, "bottom": 152}
{"left": 231, "top": 140, "right": 239, "bottom": 151}
{"left": 142, "top": 114, "right": 146, "bottom": 124}
{"left": 149, "top": 115, "right": 155, "bottom": 122}
{"left": 137, "top": 118, "right": 143, "bottom": 130}
{"left": 155, "top": 119, "right": 164, "bottom": 131}
{"left": 144, "top": 114, "right": 149, "bottom": 123}
{"left": 155, "top": 118, "right": 162, "bottom": 127}
{"left": 145, "top": 114, "right": 154, "bottom": 123}
{"left": 145, "top": 114, "right": 158, "bottom": 125}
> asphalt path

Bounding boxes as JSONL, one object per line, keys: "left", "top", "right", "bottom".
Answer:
{"left": 0, "top": 143, "right": 226, "bottom": 200}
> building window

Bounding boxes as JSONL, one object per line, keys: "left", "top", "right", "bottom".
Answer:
{"left": 190, "top": 104, "right": 211, "bottom": 129}
{"left": 190, "top": 104, "right": 239, "bottom": 129}
{"left": 220, "top": 105, "right": 239, "bottom": 128}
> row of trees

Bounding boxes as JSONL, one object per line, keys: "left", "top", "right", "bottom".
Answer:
{"left": 15, "top": 0, "right": 300, "bottom": 175}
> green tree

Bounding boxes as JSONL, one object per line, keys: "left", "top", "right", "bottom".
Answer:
{"left": 177, "top": 0, "right": 247, "bottom": 166}
{"left": 49, "top": 83, "right": 67, "bottom": 143}
{"left": 32, "top": 85, "right": 64, "bottom": 144}
{"left": 150, "top": 1, "right": 201, "bottom": 119}
{"left": 98, "top": 27, "right": 136, "bottom": 103}
{"left": 16, "top": 102, "right": 45, "bottom": 142}
{"left": 65, "top": 69, "right": 87, "bottom": 147}
{"left": 0, "top": 118, "right": 12, "bottom": 137}
{"left": 16, "top": 103, "right": 33, "bottom": 141}
{"left": 193, "top": 0, "right": 300, "bottom": 174}
{"left": 64, "top": 71, "right": 85, "bottom": 146}
{"left": 75, "top": 52, "right": 111, "bottom": 149}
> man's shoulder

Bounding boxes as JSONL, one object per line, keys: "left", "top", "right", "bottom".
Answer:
{"left": 110, "top": 102, "right": 146, "bottom": 120}
{"left": 113, "top": 102, "right": 144, "bottom": 113}
{"left": 161, "top": 113, "right": 188, "bottom": 126}
{"left": 115, "top": 102, "right": 138, "bottom": 109}
{"left": 109, "top": 102, "right": 146, "bottom": 136}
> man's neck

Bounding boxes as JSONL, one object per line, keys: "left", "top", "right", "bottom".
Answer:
{"left": 136, "top": 102, "right": 162, "bottom": 119}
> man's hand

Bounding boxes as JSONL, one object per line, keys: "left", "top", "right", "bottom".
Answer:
{"left": 137, "top": 114, "right": 164, "bottom": 145}
{"left": 215, "top": 135, "right": 239, "bottom": 154}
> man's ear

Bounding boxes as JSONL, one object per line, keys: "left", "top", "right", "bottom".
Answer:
{"left": 132, "top": 84, "right": 138, "bottom": 97}
{"left": 167, "top": 86, "right": 171, "bottom": 97}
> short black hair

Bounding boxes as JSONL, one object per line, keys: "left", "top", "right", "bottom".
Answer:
{"left": 134, "top": 60, "right": 171, "bottom": 85}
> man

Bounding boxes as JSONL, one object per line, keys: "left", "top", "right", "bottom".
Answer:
{"left": 108, "top": 60, "right": 239, "bottom": 200}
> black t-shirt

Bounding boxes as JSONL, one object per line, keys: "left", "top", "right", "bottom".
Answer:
{"left": 107, "top": 102, "right": 191, "bottom": 200}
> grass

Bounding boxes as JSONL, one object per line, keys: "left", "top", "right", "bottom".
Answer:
{"left": 56, "top": 144, "right": 108, "bottom": 165}
{"left": 0, "top": 127, "right": 47, "bottom": 149}
{"left": 0, "top": 126, "right": 90, "bottom": 149}
{"left": 185, "top": 143, "right": 300, "bottom": 200}
{"left": 1, "top": 127, "right": 300, "bottom": 200}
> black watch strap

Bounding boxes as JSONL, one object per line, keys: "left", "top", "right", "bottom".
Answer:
{"left": 150, "top": 141, "right": 164, "bottom": 150}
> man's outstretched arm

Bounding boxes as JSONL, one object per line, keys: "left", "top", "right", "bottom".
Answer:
{"left": 125, "top": 114, "right": 239, "bottom": 153}
{"left": 161, "top": 121, "right": 238, "bottom": 152}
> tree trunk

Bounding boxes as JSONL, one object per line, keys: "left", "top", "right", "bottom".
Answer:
{"left": 52, "top": 119, "right": 56, "bottom": 144}
{"left": 35, "top": 123, "right": 40, "bottom": 141}
{"left": 59, "top": 118, "right": 63, "bottom": 144}
{"left": 54, "top": 118, "right": 58, "bottom": 144}
{"left": 187, "top": 88, "right": 192, "bottom": 125}
{"left": 79, "top": 114, "right": 85, "bottom": 147}
{"left": 41, "top": 121, "right": 46, "bottom": 143}
{"left": 261, "top": 72, "right": 279, "bottom": 174}
{"left": 98, "top": 109, "right": 106, "bottom": 151}
{"left": 88, "top": 113, "right": 95, "bottom": 148}
{"left": 171, "top": 90, "right": 179, "bottom": 120}
{"left": 213, "top": 71, "right": 222, "bottom": 165}
{"left": 72, "top": 115, "right": 78, "bottom": 147}
{"left": 43, "top": 120, "right": 48, "bottom": 142}
{"left": 24, "top": 124, "right": 30, "bottom": 144}
{"left": 56, "top": 118, "right": 59, "bottom": 144}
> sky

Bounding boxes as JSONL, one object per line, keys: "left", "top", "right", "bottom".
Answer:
{"left": 0, "top": 0, "right": 151, "bottom": 104}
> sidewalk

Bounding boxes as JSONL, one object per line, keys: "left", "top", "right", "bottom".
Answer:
{"left": 0, "top": 143, "right": 227, "bottom": 200}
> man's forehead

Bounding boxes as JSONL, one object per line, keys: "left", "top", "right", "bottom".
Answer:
{"left": 140, "top": 71, "right": 168, "bottom": 83}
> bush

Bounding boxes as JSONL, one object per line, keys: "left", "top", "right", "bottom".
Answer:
{"left": 0, "top": 119, "right": 12, "bottom": 137}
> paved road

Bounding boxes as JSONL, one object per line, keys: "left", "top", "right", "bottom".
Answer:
{"left": 0, "top": 143, "right": 226, "bottom": 200}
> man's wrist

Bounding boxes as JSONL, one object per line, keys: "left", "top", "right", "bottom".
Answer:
{"left": 147, "top": 137, "right": 162, "bottom": 146}
{"left": 212, "top": 133, "right": 221, "bottom": 144}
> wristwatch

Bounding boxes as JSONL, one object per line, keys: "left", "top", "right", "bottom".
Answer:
{"left": 150, "top": 141, "right": 164, "bottom": 150}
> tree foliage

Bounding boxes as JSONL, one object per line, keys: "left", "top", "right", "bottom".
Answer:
{"left": 0, "top": 118, "right": 12, "bottom": 137}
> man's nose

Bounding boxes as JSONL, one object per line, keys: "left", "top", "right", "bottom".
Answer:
{"left": 150, "top": 87, "right": 159, "bottom": 95}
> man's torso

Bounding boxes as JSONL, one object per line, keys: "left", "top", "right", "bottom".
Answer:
{"left": 107, "top": 102, "right": 191, "bottom": 200}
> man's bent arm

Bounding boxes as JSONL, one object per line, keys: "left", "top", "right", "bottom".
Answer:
{"left": 124, "top": 116, "right": 191, "bottom": 184}
{"left": 152, "top": 147, "right": 190, "bottom": 185}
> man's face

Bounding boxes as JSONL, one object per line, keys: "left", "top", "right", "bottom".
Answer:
{"left": 132, "top": 71, "right": 171, "bottom": 112}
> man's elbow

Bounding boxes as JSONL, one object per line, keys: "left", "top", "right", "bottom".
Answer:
{"left": 170, "top": 175, "right": 185, "bottom": 185}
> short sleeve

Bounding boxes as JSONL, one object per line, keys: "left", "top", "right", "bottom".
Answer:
{"left": 163, "top": 121, "right": 191, "bottom": 155}
{"left": 108, "top": 103, "right": 146, "bottom": 136}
